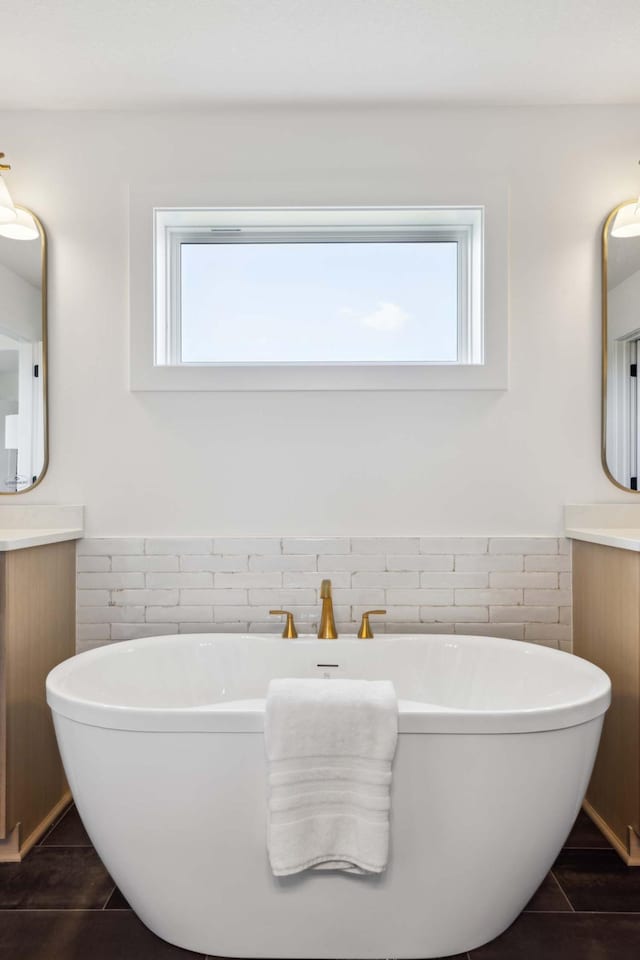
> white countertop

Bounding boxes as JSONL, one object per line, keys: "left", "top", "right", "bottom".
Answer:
{"left": 0, "top": 528, "right": 84, "bottom": 551}
{"left": 564, "top": 505, "right": 640, "bottom": 552}
{"left": 565, "top": 526, "right": 640, "bottom": 552}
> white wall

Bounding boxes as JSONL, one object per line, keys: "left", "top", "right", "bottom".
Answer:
{"left": 0, "top": 105, "right": 638, "bottom": 537}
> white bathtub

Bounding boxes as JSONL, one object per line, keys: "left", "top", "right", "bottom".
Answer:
{"left": 47, "top": 633, "right": 610, "bottom": 959}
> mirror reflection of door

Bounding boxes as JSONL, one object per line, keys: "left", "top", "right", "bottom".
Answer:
{"left": 0, "top": 218, "right": 45, "bottom": 492}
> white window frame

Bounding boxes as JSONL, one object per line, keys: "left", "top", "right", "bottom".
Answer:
{"left": 129, "top": 198, "right": 508, "bottom": 391}
{"left": 155, "top": 209, "right": 481, "bottom": 368}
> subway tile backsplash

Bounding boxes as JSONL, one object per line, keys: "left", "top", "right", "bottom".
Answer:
{"left": 76, "top": 537, "right": 572, "bottom": 653}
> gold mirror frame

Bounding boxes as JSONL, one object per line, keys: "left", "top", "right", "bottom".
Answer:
{"left": 0, "top": 205, "right": 48, "bottom": 495}
{"left": 602, "top": 199, "right": 639, "bottom": 493}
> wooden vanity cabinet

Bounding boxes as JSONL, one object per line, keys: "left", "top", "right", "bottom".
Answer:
{"left": 572, "top": 538, "right": 640, "bottom": 864}
{"left": 0, "top": 540, "right": 76, "bottom": 861}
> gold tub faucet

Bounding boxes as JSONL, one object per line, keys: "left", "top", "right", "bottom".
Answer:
{"left": 318, "top": 579, "right": 338, "bottom": 639}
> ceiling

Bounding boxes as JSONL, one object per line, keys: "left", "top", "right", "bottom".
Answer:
{"left": 0, "top": 0, "right": 639, "bottom": 110}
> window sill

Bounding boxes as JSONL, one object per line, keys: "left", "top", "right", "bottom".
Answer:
{"left": 130, "top": 361, "right": 507, "bottom": 391}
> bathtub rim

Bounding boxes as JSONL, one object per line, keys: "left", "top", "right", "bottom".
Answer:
{"left": 46, "top": 633, "right": 611, "bottom": 736}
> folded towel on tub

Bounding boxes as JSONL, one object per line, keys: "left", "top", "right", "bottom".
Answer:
{"left": 265, "top": 677, "right": 398, "bottom": 876}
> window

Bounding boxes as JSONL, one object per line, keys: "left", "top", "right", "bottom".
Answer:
{"left": 154, "top": 207, "right": 482, "bottom": 368}
{"left": 130, "top": 199, "right": 507, "bottom": 391}
{"left": 178, "top": 240, "right": 461, "bottom": 365}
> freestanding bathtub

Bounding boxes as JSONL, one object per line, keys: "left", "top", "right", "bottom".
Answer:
{"left": 47, "top": 633, "right": 610, "bottom": 959}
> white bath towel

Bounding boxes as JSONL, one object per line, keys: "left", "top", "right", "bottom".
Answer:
{"left": 265, "top": 678, "right": 398, "bottom": 877}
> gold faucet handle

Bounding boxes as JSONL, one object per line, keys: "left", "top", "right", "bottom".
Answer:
{"left": 357, "top": 610, "right": 387, "bottom": 639}
{"left": 270, "top": 609, "right": 298, "bottom": 639}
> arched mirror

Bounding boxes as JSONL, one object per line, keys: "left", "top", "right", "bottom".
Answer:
{"left": 603, "top": 199, "right": 640, "bottom": 492}
{"left": 0, "top": 205, "right": 47, "bottom": 492}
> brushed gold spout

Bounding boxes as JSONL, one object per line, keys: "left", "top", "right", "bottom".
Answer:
{"left": 318, "top": 579, "right": 338, "bottom": 639}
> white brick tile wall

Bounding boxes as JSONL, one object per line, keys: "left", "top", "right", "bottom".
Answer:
{"left": 283, "top": 538, "right": 350, "bottom": 554}
{"left": 147, "top": 572, "right": 213, "bottom": 588}
{"left": 560, "top": 605, "right": 572, "bottom": 624}
{"left": 523, "top": 589, "right": 572, "bottom": 605}
{"left": 112, "top": 623, "right": 178, "bottom": 640}
{"left": 113, "top": 556, "right": 179, "bottom": 572}
{"left": 419, "top": 537, "right": 488, "bottom": 554}
{"left": 424, "top": 605, "right": 489, "bottom": 622}
{"left": 489, "top": 538, "right": 558, "bottom": 555}
{"left": 78, "top": 572, "right": 145, "bottom": 589}
{"left": 420, "top": 572, "right": 488, "bottom": 588}
{"left": 283, "top": 571, "right": 350, "bottom": 588}
{"left": 181, "top": 555, "right": 248, "bottom": 572}
{"left": 250, "top": 555, "right": 316, "bottom": 572}
{"left": 78, "top": 605, "right": 145, "bottom": 623}
{"left": 456, "top": 555, "right": 523, "bottom": 572}
{"left": 456, "top": 623, "right": 526, "bottom": 640}
{"left": 180, "top": 589, "right": 248, "bottom": 605}
{"left": 331, "top": 588, "right": 386, "bottom": 606}
{"left": 351, "top": 537, "right": 420, "bottom": 555}
{"left": 146, "top": 538, "right": 213, "bottom": 555}
{"left": 113, "top": 589, "right": 179, "bottom": 605}
{"left": 454, "top": 588, "right": 522, "bottom": 606}
{"left": 76, "top": 537, "right": 573, "bottom": 651}
{"left": 524, "top": 554, "right": 571, "bottom": 572}
{"left": 318, "top": 554, "right": 385, "bottom": 571}
{"left": 78, "top": 623, "right": 111, "bottom": 642}
{"left": 386, "top": 588, "right": 453, "bottom": 605}
{"left": 147, "top": 605, "right": 212, "bottom": 622}
{"left": 78, "top": 538, "right": 145, "bottom": 556}
{"left": 489, "top": 572, "right": 557, "bottom": 589}
{"left": 387, "top": 555, "right": 454, "bottom": 571}
{"left": 214, "top": 538, "right": 281, "bottom": 555}
{"left": 77, "top": 556, "right": 111, "bottom": 572}
{"left": 215, "top": 572, "right": 282, "bottom": 588}
{"left": 352, "top": 604, "right": 419, "bottom": 621}
{"left": 524, "top": 623, "right": 572, "bottom": 644}
{"left": 77, "top": 589, "right": 110, "bottom": 606}
{"left": 351, "top": 572, "right": 420, "bottom": 588}
{"left": 384, "top": 622, "right": 455, "bottom": 634}
{"left": 491, "top": 605, "right": 559, "bottom": 623}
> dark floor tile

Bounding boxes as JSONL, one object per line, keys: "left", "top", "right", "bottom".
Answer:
{"left": 104, "top": 887, "right": 130, "bottom": 910}
{"left": 469, "top": 912, "right": 640, "bottom": 959}
{"left": 554, "top": 849, "right": 640, "bottom": 912}
{"left": 0, "top": 848, "right": 112, "bottom": 909}
{"left": 524, "top": 871, "right": 572, "bottom": 912}
{"left": 40, "top": 805, "right": 92, "bottom": 847}
{"left": 0, "top": 910, "right": 205, "bottom": 959}
{"left": 564, "top": 810, "right": 612, "bottom": 849}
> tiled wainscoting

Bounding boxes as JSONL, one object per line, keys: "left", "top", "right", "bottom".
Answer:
{"left": 76, "top": 537, "right": 571, "bottom": 653}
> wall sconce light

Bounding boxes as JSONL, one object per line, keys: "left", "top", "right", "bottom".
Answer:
{"left": 0, "top": 153, "right": 39, "bottom": 240}
{"left": 611, "top": 161, "right": 640, "bottom": 239}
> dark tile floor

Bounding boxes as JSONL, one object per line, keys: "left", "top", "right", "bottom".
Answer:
{"left": 0, "top": 806, "right": 639, "bottom": 959}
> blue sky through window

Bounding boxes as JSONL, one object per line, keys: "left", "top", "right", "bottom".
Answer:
{"left": 180, "top": 241, "right": 458, "bottom": 363}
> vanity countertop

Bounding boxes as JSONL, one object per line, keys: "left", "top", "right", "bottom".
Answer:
{"left": 565, "top": 505, "right": 640, "bottom": 553}
{"left": 565, "top": 526, "right": 640, "bottom": 552}
{"left": 0, "top": 527, "right": 84, "bottom": 551}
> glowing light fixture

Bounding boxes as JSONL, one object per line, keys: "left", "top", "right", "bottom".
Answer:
{"left": 0, "top": 152, "right": 39, "bottom": 239}
{"left": 611, "top": 200, "right": 640, "bottom": 239}
{"left": 611, "top": 161, "right": 640, "bottom": 239}
{"left": 0, "top": 207, "right": 39, "bottom": 241}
